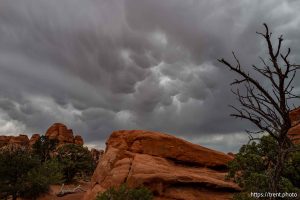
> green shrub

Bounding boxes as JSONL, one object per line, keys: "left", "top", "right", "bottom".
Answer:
{"left": 227, "top": 136, "right": 300, "bottom": 199}
{"left": 56, "top": 143, "right": 95, "bottom": 182}
{"left": 32, "top": 135, "right": 58, "bottom": 163}
{"left": 21, "top": 159, "right": 63, "bottom": 199}
{"left": 0, "top": 145, "right": 63, "bottom": 200}
{"left": 96, "top": 184, "right": 153, "bottom": 200}
{"left": 0, "top": 146, "right": 39, "bottom": 200}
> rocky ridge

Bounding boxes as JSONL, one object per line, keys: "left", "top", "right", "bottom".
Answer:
{"left": 0, "top": 123, "right": 105, "bottom": 166}
{"left": 0, "top": 134, "right": 30, "bottom": 147}
{"left": 0, "top": 123, "right": 84, "bottom": 148}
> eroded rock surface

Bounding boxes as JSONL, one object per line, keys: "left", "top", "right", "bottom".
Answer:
{"left": 290, "top": 107, "right": 300, "bottom": 125}
{"left": 74, "top": 135, "right": 84, "bottom": 145}
{"left": 0, "top": 136, "right": 11, "bottom": 147}
{"left": 289, "top": 108, "right": 300, "bottom": 144}
{"left": 45, "top": 123, "right": 83, "bottom": 145}
{"left": 0, "top": 134, "right": 29, "bottom": 147}
{"left": 29, "top": 134, "right": 40, "bottom": 146}
{"left": 84, "top": 130, "right": 240, "bottom": 200}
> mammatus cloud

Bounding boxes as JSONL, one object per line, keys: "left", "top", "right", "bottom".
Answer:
{"left": 0, "top": 0, "right": 299, "bottom": 152}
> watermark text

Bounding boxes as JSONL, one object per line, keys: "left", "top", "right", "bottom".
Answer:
{"left": 251, "top": 192, "right": 298, "bottom": 198}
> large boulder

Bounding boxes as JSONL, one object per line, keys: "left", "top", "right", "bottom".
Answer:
{"left": 84, "top": 130, "right": 240, "bottom": 200}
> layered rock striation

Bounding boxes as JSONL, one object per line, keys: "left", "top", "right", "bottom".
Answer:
{"left": 84, "top": 130, "right": 240, "bottom": 200}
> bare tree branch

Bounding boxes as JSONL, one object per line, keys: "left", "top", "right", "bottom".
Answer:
{"left": 218, "top": 23, "right": 300, "bottom": 193}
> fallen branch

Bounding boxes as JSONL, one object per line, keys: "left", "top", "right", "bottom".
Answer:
{"left": 56, "top": 184, "right": 86, "bottom": 197}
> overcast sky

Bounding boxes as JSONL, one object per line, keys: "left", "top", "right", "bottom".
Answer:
{"left": 0, "top": 0, "right": 299, "bottom": 152}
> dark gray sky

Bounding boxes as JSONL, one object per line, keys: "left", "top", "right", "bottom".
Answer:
{"left": 0, "top": 0, "right": 299, "bottom": 152}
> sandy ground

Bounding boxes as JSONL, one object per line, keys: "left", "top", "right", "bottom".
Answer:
{"left": 37, "top": 181, "right": 91, "bottom": 200}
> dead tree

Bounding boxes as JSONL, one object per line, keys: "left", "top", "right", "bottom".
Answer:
{"left": 56, "top": 184, "right": 86, "bottom": 197}
{"left": 218, "top": 23, "right": 300, "bottom": 194}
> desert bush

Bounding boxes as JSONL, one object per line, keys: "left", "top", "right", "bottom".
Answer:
{"left": 56, "top": 143, "right": 95, "bottom": 182}
{"left": 21, "top": 159, "right": 63, "bottom": 199}
{"left": 0, "top": 145, "right": 63, "bottom": 200}
{"left": 0, "top": 146, "right": 38, "bottom": 200}
{"left": 227, "top": 136, "right": 300, "bottom": 199}
{"left": 96, "top": 184, "right": 153, "bottom": 200}
{"left": 32, "top": 135, "right": 58, "bottom": 162}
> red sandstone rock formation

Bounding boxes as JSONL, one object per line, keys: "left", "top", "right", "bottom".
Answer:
{"left": 0, "top": 136, "right": 11, "bottom": 147}
{"left": 84, "top": 130, "right": 240, "bottom": 200}
{"left": 290, "top": 107, "right": 300, "bottom": 126}
{"left": 45, "top": 123, "right": 84, "bottom": 145}
{"left": 289, "top": 108, "right": 300, "bottom": 144}
{"left": 10, "top": 134, "right": 29, "bottom": 146}
{"left": 29, "top": 134, "right": 41, "bottom": 146}
{"left": 46, "top": 123, "right": 74, "bottom": 144}
{"left": 0, "top": 134, "right": 29, "bottom": 147}
{"left": 74, "top": 135, "right": 84, "bottom": 145}
{"left": 0, "top": 123, "right": 85, "bottom": 147}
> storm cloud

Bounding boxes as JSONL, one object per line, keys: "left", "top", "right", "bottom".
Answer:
{"left": 0, "top": 0, "right": 299, "bottom": 152}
